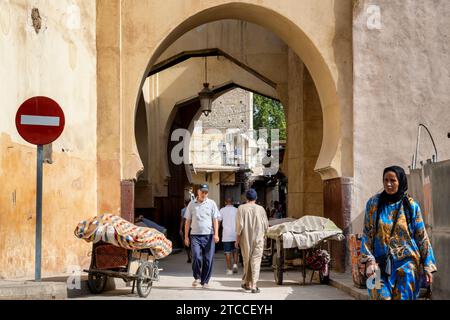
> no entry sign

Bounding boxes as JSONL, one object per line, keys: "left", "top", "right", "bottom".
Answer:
{"left": 14, "top": 96, "right": 65, "bottom": 281}
{"left": 15, "top": 96, "right": 65, "bottom": 145}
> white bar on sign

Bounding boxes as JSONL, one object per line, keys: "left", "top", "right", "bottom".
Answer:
{"left": 21, "top": 115, "right": 60, "bottom": 126}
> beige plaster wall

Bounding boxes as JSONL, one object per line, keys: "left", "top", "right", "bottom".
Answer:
{"left": 96, "top": 0, "right": 121, "bottom": 214}
{"left": 352, "top": 0, "right": 450, "bottom": 233}
{"left": 156, "top": 19, "right": 288, "bottom": 87}
{"left": 0, "top": 0, "right": 97, "bottom": 277}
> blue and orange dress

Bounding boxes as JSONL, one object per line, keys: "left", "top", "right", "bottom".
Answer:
{"left": 360, "top": 193, "right": 437, "bottom": 300}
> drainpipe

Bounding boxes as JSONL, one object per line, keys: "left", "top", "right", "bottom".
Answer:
{"left": 412, "top": 124, "right": 438, "bottom": 169}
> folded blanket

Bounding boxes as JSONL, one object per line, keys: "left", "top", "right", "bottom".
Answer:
{"left": 74, "top": 214, "right": 172, "bottom": 259}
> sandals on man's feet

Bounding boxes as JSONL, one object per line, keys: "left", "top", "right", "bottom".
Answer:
{"left": 241, "top": 284, "right": 251, "bottom": 290}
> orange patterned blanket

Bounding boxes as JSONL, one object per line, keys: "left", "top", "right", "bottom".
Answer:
{"left": 74, "top": 213, "right": 172, "bottom": 259}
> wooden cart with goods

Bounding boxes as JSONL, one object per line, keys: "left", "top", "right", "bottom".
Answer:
{"left": 84, "top": 241, "right": 161, "bottom": 298}
{"left": 264, "top": 216, "right": 345, "bottom": 286}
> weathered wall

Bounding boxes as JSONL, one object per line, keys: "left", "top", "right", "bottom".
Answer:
{"left": 427, "top": 161, "right": 450, "bottom": 299}
{"left": 200, "top": 88, "right": 253, "bottom": 132}
{"left": 0, "top": 0, "right": 97, "bottom": 277}
{"left": 407, "top": 161, "right": 450, "bottom": 299}
{"left": 353, "top": 0, "right": 450, "bottom": 233}
{"left": 190, "top": 88, "right": 253, "bottom": 168}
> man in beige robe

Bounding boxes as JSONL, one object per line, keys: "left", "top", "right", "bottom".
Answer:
{"left": 235, "top": 189, "right": 269, "bottom": 293}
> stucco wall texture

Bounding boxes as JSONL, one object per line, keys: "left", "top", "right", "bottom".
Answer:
{"left": 0, "top": 0, "right": 97, "bottom": 277}
{"left": 352, "top": 0, "right": 450, "bottom": 233}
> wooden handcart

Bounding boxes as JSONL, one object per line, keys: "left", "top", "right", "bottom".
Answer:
{"left": 84, "top": 241, "right": 161, "bottom": 298}
{"left": 263, "top": 216, "right": 344, "bottom": 286}
{"left": 264, "top": 235, "right": 333, "bottom": 285}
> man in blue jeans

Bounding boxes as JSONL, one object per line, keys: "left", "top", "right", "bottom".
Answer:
{"left": 184, "top": 184, "right": 220, "bottom": 288}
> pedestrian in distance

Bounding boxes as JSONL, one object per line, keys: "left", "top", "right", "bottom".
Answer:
{"left": 218, "top": 198, "right": 239, "bottom": 275}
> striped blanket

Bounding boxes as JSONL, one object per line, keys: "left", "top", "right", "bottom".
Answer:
{"left": 74, "top": 214, "right": 172, "bottom": 259}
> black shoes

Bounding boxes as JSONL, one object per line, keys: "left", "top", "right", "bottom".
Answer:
{"left": 251, "top": 287, "right": 260, "bottom": 293}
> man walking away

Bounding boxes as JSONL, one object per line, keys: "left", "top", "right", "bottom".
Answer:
{"left": 184, "top": 184, "right": 220, "bottom": 288}
{"left": 218, "top": 198, "right": 239, "bottom": 275}
{"left": 236, "top": 189, "right": 269, "bottom": 293}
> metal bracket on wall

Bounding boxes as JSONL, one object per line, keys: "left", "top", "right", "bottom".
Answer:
{"left": 43, "top": 143, "right": 53, "bottom": 164}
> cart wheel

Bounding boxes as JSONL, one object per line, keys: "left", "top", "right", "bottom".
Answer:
{"left": 136, "top": 262, "right": 153, "bottom": 298}
{"left": 272, "top": 253, "right": 284, "bottom": 285}
{"left": 87, "top": 272, "right": 107, "bottom": 294}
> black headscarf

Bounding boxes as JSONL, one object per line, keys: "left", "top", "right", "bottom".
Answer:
{"left": 375, "top": 166, "right": 411, "bottom": 234}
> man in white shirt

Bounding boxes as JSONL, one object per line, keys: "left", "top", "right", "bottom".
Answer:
{"left": 218, "top": 198, "right": 239, "bottom": 275}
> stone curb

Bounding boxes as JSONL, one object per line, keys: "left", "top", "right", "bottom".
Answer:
{"left": 328, "top": 276, "right": 369, "bottom": 300}
{"left": 0, "top": 281, "right": 67, "bottom": 300}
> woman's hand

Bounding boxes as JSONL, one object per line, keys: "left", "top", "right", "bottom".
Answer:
{"left": 366, "top": 261, "right": 378, "bottom": 278}
{"left": 235, "top": 240, "right": 240, "bottom": 249}
{"left": 214, "top": 234, "right": 220, "bottom": 243}
{"left": 425, "top": 271, "right": 433, "bottom": 285}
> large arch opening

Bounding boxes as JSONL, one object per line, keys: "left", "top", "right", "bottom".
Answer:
{"left": 133, "top": 17, "right": 326, "bottom": 250}
{"left": 120, "top": 2, "right": 352, "bottom": 271}
{"left": 132, "top": 3, "right": 344, "bottom": 180}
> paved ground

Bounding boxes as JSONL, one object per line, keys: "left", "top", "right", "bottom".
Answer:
{"left": 71, "top": 251, "right": 354, "bottom": 300}
{"left": 0, "top": 279, "right": 67, "bottom": 300}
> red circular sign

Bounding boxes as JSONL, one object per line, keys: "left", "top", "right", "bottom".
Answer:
{"left": 15, "top": 96, "right": 65, "bottom": 145}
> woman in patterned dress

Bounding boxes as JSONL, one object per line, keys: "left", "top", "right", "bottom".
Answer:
{"left": 360, "top": 166, "right": 437, "bottom": 300}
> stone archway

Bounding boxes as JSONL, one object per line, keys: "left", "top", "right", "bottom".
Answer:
{"left": 125, "top": 2, "right": 351, "bottom": 181}
{"left": 96, "top": 0, "right": 353, "bottom": 271}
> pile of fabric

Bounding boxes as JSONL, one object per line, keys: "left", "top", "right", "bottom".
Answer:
{"left": 74, "top": 213, "right": 172, "bottom": 259}
{"left": 266, "top": 215, "right": 345, "bottom": 249}
{"left": 305, "top": 249, "right": 331, "bottom": 276}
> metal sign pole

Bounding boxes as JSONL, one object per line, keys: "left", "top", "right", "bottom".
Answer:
{"left": 35, "top": 144, "right": 43, "bottom": 281}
